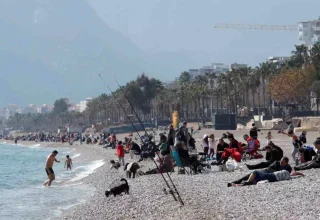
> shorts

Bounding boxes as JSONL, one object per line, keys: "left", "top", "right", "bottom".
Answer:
{"left": 45, "top": 167, "right": 54, "bottom": 175}
{"left": 253, "top": 171, "right": 277, "bottom": 183}
{"left": 67, "top": 164, "right": 71, "bottom": 169}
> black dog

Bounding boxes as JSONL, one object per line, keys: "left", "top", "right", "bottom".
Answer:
{"left": 105, "top": 178, "right": 129, "bottom": 197}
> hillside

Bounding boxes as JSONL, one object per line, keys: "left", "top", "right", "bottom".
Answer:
{"left": 0, "top": 0, "right": 150, "bottom": 107}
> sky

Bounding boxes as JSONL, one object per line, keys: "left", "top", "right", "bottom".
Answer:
{"left": 88, "top": 0, "right": 320, "bottom": 67}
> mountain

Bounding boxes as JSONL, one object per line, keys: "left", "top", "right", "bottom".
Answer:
{"left": 0, "top": 0, "right": 153, "bottom": 107}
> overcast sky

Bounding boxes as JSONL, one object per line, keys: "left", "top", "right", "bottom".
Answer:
{"left": 89, "top": 0, "right": 320, "bottom": 67}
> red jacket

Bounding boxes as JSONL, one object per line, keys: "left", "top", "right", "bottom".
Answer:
{"left": 116, "top": 144, "right": 125, "bottom": 157}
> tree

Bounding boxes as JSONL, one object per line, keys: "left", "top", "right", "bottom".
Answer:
{"left": 269, "top": 65, "right": 316, "bottom": 110}
{"left": 52, "top": 98, "right": 70, "bottom": 115}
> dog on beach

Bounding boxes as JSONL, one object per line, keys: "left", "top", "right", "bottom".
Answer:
{"left": 105, "top": 178, "right": 129, "bottom": 197}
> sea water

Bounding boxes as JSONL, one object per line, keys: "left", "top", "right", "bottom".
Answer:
{"left": 0, "top": 143, "right": 103, "bottom": 220}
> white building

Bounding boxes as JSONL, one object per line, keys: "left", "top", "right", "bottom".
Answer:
{"left": 299, "top": 17, "right": 320, "bottom": 46}
{"left": 212, "top": 63, "right": 229, "bottom": 74}
{"left": 37, "top": 104, "right": 51, "bottom": 114}
{"left": 267, "top": 56, "right": 290, "bottom": 67}
{"left": 188, "top": 69, "right": 199, "bottom": 79}
{"left": 24, "top": 104, "right": 37, "bottom": 114}
{"left": 79, "top": 98, "right": 92, "bottom": 113}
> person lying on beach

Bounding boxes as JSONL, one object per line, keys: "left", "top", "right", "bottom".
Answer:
{"left": 230, "top": 170, "right": 304, "bottom": 187}
{"left": 110, "top": 160, "right": 121, "bottom": 170}
{"left": 228, "top": 157, "right": 292, "bottom": 187}
{"left": 294, "top": 139, "right": 320, "bottom": 171}
{"left": 64, "top": 155, "right": 72, "bottom": 170}
{"left": 246, "top": 143, "right": 283, "bottom": 170}
{"left": 43, "top": 150, "right": 60, "bottom": 187}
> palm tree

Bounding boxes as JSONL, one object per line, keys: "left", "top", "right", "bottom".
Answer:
{"left": 205, "top": 72, "right": 217, "bottom": 116}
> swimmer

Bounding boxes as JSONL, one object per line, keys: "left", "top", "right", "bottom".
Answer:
{"left": 43, "top": 150, "right": 60, "bottom": 187}
{"left": 64, "top": 155, "right": 73, "bottom": 171}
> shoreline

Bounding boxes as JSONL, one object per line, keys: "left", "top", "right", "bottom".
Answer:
{"left": 3, "top": 130, "right": 320, "bottom": 219}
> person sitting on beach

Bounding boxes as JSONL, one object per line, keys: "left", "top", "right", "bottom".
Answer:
{"left": 158, "top": 134, "right": 170, "bottom": 156}
{"left": 43, "top": 150, "right": 60, "bottom": 187}
{"left": 228, "top": 157, "right": 292, "bottom": 186}
{"left": 216, "top": 139, "right": 228, "bottom": 161}
{"left": 299, "top": 131, "right": 307, "bottom": 144}
{"left": 110, "top": 160, "right": 121, "bottom": 170}
{"left": 246, "top": 143, "right": 283, "bottom": 170}
{"left": 242, "top": 134, "right": 259, "bottom": 153}
{"left": 229, "top": 169, "right": 304, "bottom": 187}
{"left": 64, "top": 155, "right": 73, "bottom": 170}
{"left": 227, "top": 133, "right": 240, "bottom": 149}
{"left": 294, "top": 139, "right": 320, "bottom": 171}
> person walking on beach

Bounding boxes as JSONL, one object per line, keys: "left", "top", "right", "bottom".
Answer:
{"left": 64, "top": 155, "right": 73, "bottom": 170}
{"left": 43, "top": 150, "right": 60, "bottom": 187}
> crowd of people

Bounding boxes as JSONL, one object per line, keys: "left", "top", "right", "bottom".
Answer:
{"left": 39, "top": 120, "right": 320, "bottom": 187}
{"left": 108, "top": 122, "right": 320, "bottom": 188}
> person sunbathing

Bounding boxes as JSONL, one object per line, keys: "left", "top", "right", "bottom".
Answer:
{"left": 246, "top": 142, "right": 283, "bottom": 170}
{"left": 228, "top": 157, "right": 292, "bottom": 186}
{"left": 294, "top": 139, "right": 320, "bottom": 171}
{"left": 230, "top": 169, "right": 304, "bottom": 187}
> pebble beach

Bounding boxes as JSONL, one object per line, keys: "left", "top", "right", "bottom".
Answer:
{"left": 9, "top": 129, "right": 320, "bottom": 220}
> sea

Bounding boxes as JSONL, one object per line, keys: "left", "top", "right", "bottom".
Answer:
{"left": 0, "top": 143, "right": 105, "bottom": 220}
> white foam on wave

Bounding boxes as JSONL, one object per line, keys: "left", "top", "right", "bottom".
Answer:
{"left": 67, "top": 160, "right": 105, "bottom": 182}
{"left": 27, "top": 144, "right": 41, "bottom": 149}
{"left": 71, "top": 153, "right": 81, "bottom": 159}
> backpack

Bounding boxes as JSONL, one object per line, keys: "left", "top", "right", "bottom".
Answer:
{"left": 175, "top": 127, "right": 187, "bottom": 143}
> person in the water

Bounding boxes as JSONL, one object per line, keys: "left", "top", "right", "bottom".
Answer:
{"left": 64, "top": 155, "right": 72, "bottom": 171}
{"left": 43, "top": 150, "right": 60, "bottom": 187}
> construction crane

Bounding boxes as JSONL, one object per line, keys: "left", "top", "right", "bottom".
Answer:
{"left": 214, "top": 23, "right": 298, "bottom": 31}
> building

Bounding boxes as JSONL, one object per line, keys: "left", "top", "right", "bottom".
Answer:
{"left": 199, "top": 66, "right": 215, "bottom": 76}
{"left": 229, "top": 63, "right": 248, "bottom": 70}
{"left": 79, "top": 98, "right": 92, "bottom": 113}
{"left": 188, "top": 69, "right": 199, "bottom": 79}
{"left": 36, "top": 104, "right": 51, "bottom": 114}
{"left": 212, "top": 63, "right": 229, "bottom": 74}
{"left": 267, "top": 56, "right": 290, "bottom": 68}
{"left": 69, "top": 104, "right": 80, "bottom": 112}
{"left": 299, "top": 17, "right": 320, "bottom": 46}
{"left": 24, "top": 104, "right": 37, "bottom": 114}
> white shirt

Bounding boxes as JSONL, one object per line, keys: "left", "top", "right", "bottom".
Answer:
{"left": 208, "top": 138, "right": 216, "bottom": 149}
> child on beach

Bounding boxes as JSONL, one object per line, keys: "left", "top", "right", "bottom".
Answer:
{"left": 202, "top": 134, "right": 209, "bottom": 156}
{"left": 110, "top": 160, "right": 121, "bottom": 169}
{"left": 116, "top": 141, "right": 125, "bottom": 166}
{"left": 281, "top": 130, "right": 303, "bottom": 162}
{"left": 265, "top": 131, "right": 273, "bottom": 145}
{"left": 208, "top": 134, "right": 216, "bottom": 159}
{"left": 64, "top": 155, "right": 73, "bottom": 170}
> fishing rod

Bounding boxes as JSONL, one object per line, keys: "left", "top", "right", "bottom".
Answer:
{"left": 97, "top": 73, "right": 181, "bottom": 204}
{"left": 112, "top": 75, "right": 185, "bottom": 206}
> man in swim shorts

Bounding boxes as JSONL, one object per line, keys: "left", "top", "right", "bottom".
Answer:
{"left": 43, "top": 150, "right": 60, "bottom": 186}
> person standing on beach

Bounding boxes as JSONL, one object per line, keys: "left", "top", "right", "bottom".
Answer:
{"left": 43, "top": 150, "right": 60, "bottom": 187}
{"left": 64, "top": 155, "right": 73, "bottom": 170}
{"left": 116, "top": 141, "right": 125, "bottom": 166}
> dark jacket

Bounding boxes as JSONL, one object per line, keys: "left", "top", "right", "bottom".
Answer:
{"left": 265, "top": 161, "right": 292, "bottom": 173}
{"left": 299, "top": 134, "right": 307, "bottom": 144}
{"left": 250, "top": 127, "right": 260, "bottom": 138}
{"left": 266, "top": 148, "right": 282, "bottom": 163}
